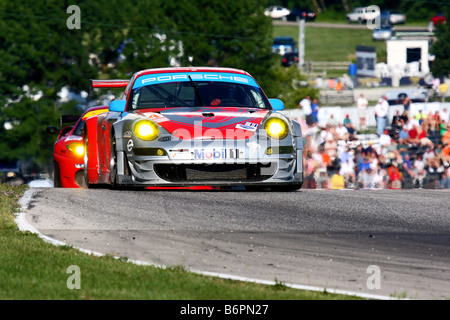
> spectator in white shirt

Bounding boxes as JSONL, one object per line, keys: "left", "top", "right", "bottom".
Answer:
{"left": 335, "top": 123, "right": 349, "bottom": 140}
{"left": 440, "top": 108, "right": 449, "bottom": 123}
{"left": 357, "top": 94, "right": 368, "bottom": 130}
{"left": 374, "top": 96, "right": 389, "bottom": 136}
{"left": 299, "top": 96, "right": 313, "bottom": 126}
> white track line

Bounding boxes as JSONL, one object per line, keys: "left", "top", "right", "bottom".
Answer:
{"left": 17, "top": 188, "right": 400, "bottom": 300}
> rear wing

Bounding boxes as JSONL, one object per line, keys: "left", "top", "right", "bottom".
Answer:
{"left": 61, "top": 115, "right": 81, "bottom": 126}
{"left": 89, "top": 79, "right": 129, "bottom": 91}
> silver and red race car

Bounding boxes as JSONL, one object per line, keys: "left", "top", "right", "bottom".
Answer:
{"left": 84, "top": 67, "right": 303, "bottom": 190}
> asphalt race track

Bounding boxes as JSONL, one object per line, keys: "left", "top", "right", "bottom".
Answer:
{"left": 23, "top": 187, "right": 450, "bottom": 299}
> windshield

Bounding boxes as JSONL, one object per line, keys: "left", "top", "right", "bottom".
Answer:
{"left": 129, "top": 80, "right": 271, "bottom": 110}
{"left": 273, "top": 38, "right": 294, "bottom": 46}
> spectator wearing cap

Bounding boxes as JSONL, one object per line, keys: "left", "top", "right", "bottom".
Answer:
{"left": 343, "top": 114, "right": 352, "bottom": 126}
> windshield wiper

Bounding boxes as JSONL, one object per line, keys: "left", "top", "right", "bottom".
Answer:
{"left": 189, "top": 75, "right": 204, "bottom": 107}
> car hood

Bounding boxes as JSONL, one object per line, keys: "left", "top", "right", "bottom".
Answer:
{"left": 134, "top": 107, "right": 271, "bottom": 140}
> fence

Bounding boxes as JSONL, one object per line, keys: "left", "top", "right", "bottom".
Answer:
{"left": 303, "top": 61, "right": 350, "bottom": 76}
{"left": 283, "top": 102, "right": 450, "bottom": 131}
{"left": 319, "top": 90, "right": 355, "bottom": 105}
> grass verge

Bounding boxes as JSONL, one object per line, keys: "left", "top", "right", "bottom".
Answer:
{"left": 273, "top": 24, "right": 386, "bottom": 63}
{"left": 0, "top": 183, "right": 361, "bottom": 300}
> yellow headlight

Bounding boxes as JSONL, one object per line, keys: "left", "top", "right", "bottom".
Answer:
{"left": 67, "top": 143, "right": 85, "bottom": 156}
{"left": 265, "top": 118, "right": 289, "bottom": 139}
{"left": 134, "top": 120, "right": 159, "bottom": 141}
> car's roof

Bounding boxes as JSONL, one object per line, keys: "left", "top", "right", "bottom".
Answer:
{"left": 134, "top": 67, "right": 250, "bottom": 78}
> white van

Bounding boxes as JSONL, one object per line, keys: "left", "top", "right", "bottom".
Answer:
{"left": 347, "top": 7, "right": 379, "bottom": 23}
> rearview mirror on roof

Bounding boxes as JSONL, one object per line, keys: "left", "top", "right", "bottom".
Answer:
{"left": 269, "top": 98, "right": 284, "bottom": 111}
{"left": 109, "top": 100, "right": 126, "bottom": 112}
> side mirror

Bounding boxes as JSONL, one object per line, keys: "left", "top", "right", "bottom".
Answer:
{"left": 269, "top": 98, "right": 284, "bottom": 111}
{"left": 109, "top": 100, "right": 126, "bottom": 112}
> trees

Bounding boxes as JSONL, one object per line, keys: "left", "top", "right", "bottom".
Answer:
{"left": 0, "top": 0, "right": 278, "bottom": 172}
{"left": 0, "top": 1, "right": 96, "bottom": 172}
{"left": 430, "top": 9, "right": 450, "bottom": 79}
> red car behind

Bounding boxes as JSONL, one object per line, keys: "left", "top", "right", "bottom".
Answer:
{"left": 47, "top": 106, "right": 108, "bottom": 188}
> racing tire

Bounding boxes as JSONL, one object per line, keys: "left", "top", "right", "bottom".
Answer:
{"left": 53, "top": 161, "right": 62, "bottom": 188}
{"left": 109, "top": 135, "right": 119, "bottom": 189}
{"left": 83, "top": 131, "right": 92, "bottom": 188}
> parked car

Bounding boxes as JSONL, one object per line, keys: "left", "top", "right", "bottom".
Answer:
{"left": 430, "top": 13, "right": 448, "bottom": 25}
{"left": 271, "top": 36, "right": 297, "bottom": 55}
{"left": 281, "top": 52, "right": 299, "bottom": 67}
{"left": 347, "top": 6, "right": 379, "bottom": 24}
{"left": 0, "top": 159, "right": 22, "bottom": 183}
{"left": 384, "top": 88, "right": 428, "bottom": 105}
{"left": 372, "top": 22, "right": 394, "bottom": 41}
{"left": 264, "top": 6, "right": 290, "bottom": 19}
{"left": 285, "top": 8, "right": 316, "bottom": 22}
{"left": 428, "top": 13, "right": 447, "bottom": 31}
{"left": 382, "top": 10, "right": 406, "bottom": 24}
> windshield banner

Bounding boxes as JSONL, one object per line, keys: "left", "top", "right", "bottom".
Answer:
{"left": 133, "top": 72, "right": 258, "bottom": 89}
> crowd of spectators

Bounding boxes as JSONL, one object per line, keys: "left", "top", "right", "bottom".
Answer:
{"left": 297, "top": 99, "right": 450, "bottom": 190}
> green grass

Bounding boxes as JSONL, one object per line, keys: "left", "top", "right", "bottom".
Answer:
{"left": 0, "top": 184, "right": 361, "bottom": 300}
{"left": 273, "top": 25, "right": 386, "bottom": 63}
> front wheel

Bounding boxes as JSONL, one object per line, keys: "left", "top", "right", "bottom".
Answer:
{"left": 83, "top": 131, "right": 92, "bottom": 188}
{"left": 53, "top": 161, "right": 62, "bottom": 188}
{"left": 109, "top": 135, "right": 119, "bottom": 189}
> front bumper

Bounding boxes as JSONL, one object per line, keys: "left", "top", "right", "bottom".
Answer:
{"left": 116, "top": 136, "right": 303, "bottom": 187}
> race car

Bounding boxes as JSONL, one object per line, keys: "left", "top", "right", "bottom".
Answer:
{"left": 47, "top": 106, "right": 108, "bottom": 187}
{"left": 83, "top": 67, "right": 303, "bottom": 190}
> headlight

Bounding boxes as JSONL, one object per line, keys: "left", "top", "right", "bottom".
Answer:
{"left": 265, "top": 118, "right": 289, "bottom": 140}
{"left": 133, "top": 120, "right": 159, "bottom": 141}
{"left": 67, "top": 143, "right": 85, "bottom": 156}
